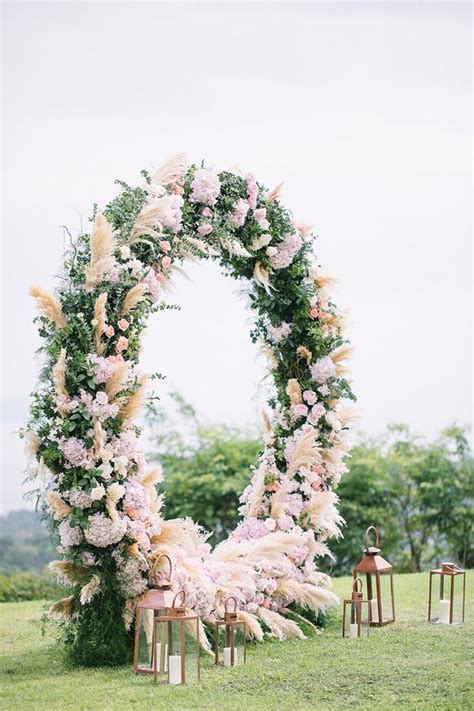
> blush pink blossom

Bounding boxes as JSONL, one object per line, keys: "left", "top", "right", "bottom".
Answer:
{"left": 310, "top": 308, "right": 319, "bottom": 319}
{"left": 107, "top": 354, "right": 123, "bottom": 364}
{"left": 117, "top": 318, "right": 129, "bottom": 331}
{"left": 202, "top": 207, "right": 212, "bottom": 218}
{"left": 160, "top": 240, "right": 171, "bottom": 253}
{"left": 292, "top": 403, "right": 309, "bottom": 418}
{"left": 161, "top": 256, "right": 171, "bottom": 270}
{"left": 197, "top": 223, "right": 213, "bottom": 236}
{"left": 254, "top": 208, "right": 270, "bottom": 230}
{"left": 303, "top": 390, "right": 317, "bottom": 405}
{"left": 116, "top": 336, "right": 129, "bottom": 354}
{"left": 310, "top": 356, "right": 336, "bottom": 383}
{"left": 189, "top": 168, "right": 221, "bottom": 206}
{"left": 228, "top": 198, "right": 249, "bottom": 227}
{"left": 104, "top": 325, "right": 115, "bottom": 337}
{"left": 246, "top": 173, "right": 258, "bottom": 210}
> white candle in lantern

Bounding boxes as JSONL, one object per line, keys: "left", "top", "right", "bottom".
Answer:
{"left": 223, "top": 647, "right": 238, "bottom": 667}
{"left": 155, "top": 642, "right": 168, "bottom": 673}
{"left": 439, "top": 599, "right": 451, "bottom": 625}
{"left": 169, "top": 654, "right": 182, "bottom": 684}
{"left": 164, "top": 644, "right": 168, "bottom": 672}
{"left": 370, "top": 599, "right": 381, "bottom": 623}
{"left": 349, "top": 623, "right": 359, "bottom": 639}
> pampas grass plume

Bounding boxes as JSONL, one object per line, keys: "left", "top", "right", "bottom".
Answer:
{"left": 30, "top": 286, "right": 67, "bottom": 329}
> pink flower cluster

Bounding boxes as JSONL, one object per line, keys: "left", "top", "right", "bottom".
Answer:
{"left": 269, "top": 232, "right": 303, "bottom": 270}
{"left": 84, "top": 512, "right": 127, "bottom": 547}
{"left": 228, "top": 198, "right": 249, "bottom": 228}
{"left": 310, "top": 356, "right": 336, "bottom": 384}
{"left": 267, "top": 321, "right": 292, "bottom": 344}
{"left": 189, "top": 168, "right": 221, "bottom": 206}
{"left": 80, "top": 390, "right": 119, "bottom": 419}
{"left": 59, "top": 518, "right": 84, "bottom": 547}
{"left": 59, "top": 437, "right": 95, "bottom": 470}
{"left": 89, "top": 355, "right": 115, "bottom": 384}
{"left": 246, "top": 173, "right": 258, "bottom": 209}
{"left": 159, "top": 194, "right": 184, "bottom": 234}
{"left": 142, "top": 269, "right": 162, "bottom": 303}
{"left": 232, "top": 517, "right": 269, "bottom": 541}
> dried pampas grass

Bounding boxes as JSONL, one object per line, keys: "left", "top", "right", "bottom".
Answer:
{"left": 246, "top": 465, "right": 266, "bottom": 518}
{"left": 45, "top": 491, "right": 72, "bottom": 520}
{"left": 121, "top": 283, "right": 149, "bottom": 315}
{"left": 84, "top": 213, "right": 116, "bottom": 292}
{"left": 258, "top": 343, "right": 278, "bottom": 370}
{"left": 257, "top": 607, "right": 305, "bottom": 640}
{"left": 93, "top": 292, "right": 108, "bottom": 355}
{"left": 140, "top": 466, "right": 163, "bottom": 487}
{"left": 48, "top": 595, "right": 75, "bottom": 621}
{"left": 106, "top": 482, "right": 125, "bottom": 522}
{"left": 150, "top": 153, "right": 186, "bottom": 189}
{"left": 30, "top": 286, "right": 67, "bottom": 329}
{"left": 150, "top": 519, "right": 186, "bottom": 547}
{"left": 332, "top": 345, "right": 352, "bottom": 376}
{"left": 237, "top": 610, "right": 264, "bottom": 641}
{"left": 266, "top": 183, "right": 284, "bottom": 204}
{"left": 270, "top": 476, "right": 292, "bottom": 521}
{"left": 286, "top": 429, "right": 321, "bottom": 478}
{"left": 286, "top": 378, "right": 302, "bottom": 405}
{"left": 297, "top": 346, "right": 312, "bottom": 365}
{"left": 303, "top": 490, "right": 344, "bottom": 539}
{"left": 52, "top": 348, "right": 68, "bottom": 399}
{"left": 80, "top": 575, "right": 101, "bottom": 605}
{"left": 93, "top": 420, "right": 105, "bottom": 460}
{"left": 24, "top": 430, "right": 41, "bottom": 456}
{"left": 120, "top": 376, "right": 148, "bottom": 422}
{"left": 49, "top": 560, "right": 89, "bottom": 584}
{"left": 253, "top": 262, "right": 274, "bottom": 294}
{"left": 275, "top": 579, "right": 338, "bottom": 610}
{"left": 105, "top": 360, "right": 130, "bottom": 400}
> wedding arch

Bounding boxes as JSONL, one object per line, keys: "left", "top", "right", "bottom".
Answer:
{"left": 25, "top": 156, "right": 355, "bottom": 665}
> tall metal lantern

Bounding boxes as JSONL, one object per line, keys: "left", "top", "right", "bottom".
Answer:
{"left": 428, "top": 562, "right": 466, "bottom": 625}
{"left": 153, "top": 590, "right": 200, "bottom": 685}
{"left": 133, "top": 554, "right": 175, "bottom": 674}
{"left": 215, "top": 597, "right": 247, "bottom": 667}
{"left": 342, "top": 578, "right": 371, "bottom": 639}
{"left": 353, "top": 525, "right": 395, "bottom": 627}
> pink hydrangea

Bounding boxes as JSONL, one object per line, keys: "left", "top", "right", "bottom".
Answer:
{"left": 267, "top": 321, "right": 292, "bottom": 343}
{"left": 189, "top": 168, "right": 221, "bottom": 206}
{"left": 228, "top": 198, "right": 249, "bottom": 228}
{"left": 233, "top": 517, "right": 269, "bottom": 541}
{"left": 84, "top": 513, "right": 127, "bottom": 547}
{"left": 156, "top": 194, "right": 184, "bottom": 234}
{"left": 246, "top": 173, "right": 258, "bottom": 209}
{"left": 269, "top": 232, "right": 303, "bottom": 269}
{"left": 58, "top": 518, "right": 83, "bottom": 547}
{"left": 66, "top": 488, "right": 92, "bottom": 509}
{"left": 310, "top": 356, "right": 336, "bottom": 384}
{"left": 122, "top": 481, "right": 148, "bottom": 519}
{"left": 197, "top": 223, "right": 213, "bottom": 236}
{"left": 254, "top": 207, "right": 269, "bottom": 230}
{"left": 59, "top": 437, "right": 95, "bottom": 470}
{"left": 142, "top": 270, "right": 161, "bottom": 303}
{"left": 278, "top": 514, "right": 294, "bottom": 531}
{"left": 89, "top": 356, "right": 115, "bottom": 384}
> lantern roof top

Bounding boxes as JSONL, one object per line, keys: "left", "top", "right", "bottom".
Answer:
{"left": 354, "top": 549, "right": 393, "bottom": 573}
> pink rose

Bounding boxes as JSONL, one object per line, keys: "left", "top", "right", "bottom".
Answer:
{"left": 197, "top": 223, "right": 213, "bottom": 236}
{"left": 303, "top": 390, "right": 317, "bottom": 405}
{"left": 107, "top": 354, "right": 124, "bottom": 364}
{"left": 312, "top": 403, "right": 326, "bottom": 418}
{"left": 117, "top": 318, "right": 129, "bottom": 331}
{"left": 104, "top": 325, "right": 115, "bottom": 338}
{"left": 310, "top": 307, "right": 319, "bottom": 319}
{"left": 171, "top": 184, "right": 184, "bottom": 195}
{"left": 292, "top": 403, "right": 309, "bottom": 418}
{"left": 266, "top": 481, "right": 281, "bottom": 493}
{"left": 116, "top": 336, "right": 129, "bottom": 353}
{"left": 161, "top": 256, "right": 171, "bottom": 270}
{"left": 202, "top": 207, "right": 212, "bottom": 218}
{"left": 321, "top": 325, "right": 329, "bottom": 334}
{"left": 160, "top": 240, "right": 171, "bottom": 253}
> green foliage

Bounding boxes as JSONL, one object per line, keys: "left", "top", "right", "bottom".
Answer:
{"left": 0, "top": 569, "right": 65, "bottom": 603}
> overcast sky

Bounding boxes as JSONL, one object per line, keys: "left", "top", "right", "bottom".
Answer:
{"left": 1, "top": 1, "right": 472, "bottom": 514}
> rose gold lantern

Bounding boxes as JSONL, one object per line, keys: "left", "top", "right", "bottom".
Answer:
{"left": 342, "top": 578, "right": 370, "bottom": 639}
{"left": 215, "top": 597, "right": 247, "bottom": 667}
{"left": 153, "top": 590, "right": 200, "bottom": 685}
{"left": 353, "top": 525, "right": 395, "bottom": 627}
{"left": 428, "top": 562, "right": 466, "bottom": 625}
{"left": 133, "top": 554, "right": 175, "bottom": 674}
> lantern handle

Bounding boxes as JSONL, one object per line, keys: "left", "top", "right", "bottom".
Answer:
{"left": 172, "top": 589, "right": 186, "bottom": 608}
{"left": 353, "top": 577, "right": 363, "bottom": 594}
{"left": 224, "top": 596, "right": 238, "bottom": 614}
{"left": 151, "top": 553, "right": 173, "bottom": 580}
{"left": 365, "top": 525, "right": 379, "bottom": 549}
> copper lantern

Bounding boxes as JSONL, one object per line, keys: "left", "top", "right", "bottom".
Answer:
{"left": 215, "top": 597, "right": 247, "bottom": 667}
{"left": 428, "top": 562, "right": 466, "bottom": 625}
{"left": 153, "top": 590, "right": 200, "bottom": 685}
{"left": 353, "top": 525, "right": 395, "bottom": 626}
{"left": 342, "top": 578, "right": 370, "bottom": 639}
{"left": 133, "top": 554, "right": 175, "bottom": 674}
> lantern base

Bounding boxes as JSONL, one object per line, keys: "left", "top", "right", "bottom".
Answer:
{"left": 369, "top": 619, "right": 395, "bottom": 628}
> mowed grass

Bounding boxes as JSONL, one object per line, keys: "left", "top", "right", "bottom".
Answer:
{"left": 1, "top": 572, "right": 473, "bottom": 710}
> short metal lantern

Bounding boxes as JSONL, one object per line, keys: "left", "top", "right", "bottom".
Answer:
{"left": 133, "top": 554, "right": 175, "bottom": 674}
{"left": 153, "top": 590, "right": 200, "bottom": 685}
{"left": 353, "top": 525, "right": 395, "bottom": 627}
{"left": 215, "top": 596, "right": 247, "bottom": 667}
{"left": 342, "top": 578, "right": 370, "bottom": 639}
{"left": 428, "top": 562, "right": 466, "bottom": 625}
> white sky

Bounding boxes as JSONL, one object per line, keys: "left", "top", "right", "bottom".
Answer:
{"left": 1, "top": 1, "right": 472, "bottom": 514}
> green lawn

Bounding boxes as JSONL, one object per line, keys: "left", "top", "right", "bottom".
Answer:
{"left": 1, "top": 572, "right": 473, "bottom": 710}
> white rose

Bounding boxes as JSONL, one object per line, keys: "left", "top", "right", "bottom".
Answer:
{"left": 266, "top": 246, "right": 278, "bottom": 257}
{"left": 98, "top": 463, "right": 113, "bottom": 480}
{"left": 120, "top": 245, "right": 131, "bottom": 259}
{"left": 264, "top": 517, "right": 276, "bottom": 531}
{"left": 90, "top": 484, "right": 106, "bottom": 501}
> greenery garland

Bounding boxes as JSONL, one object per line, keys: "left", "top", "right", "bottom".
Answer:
{"left": 24, "top": 157, "right": 355, "bottom": 665}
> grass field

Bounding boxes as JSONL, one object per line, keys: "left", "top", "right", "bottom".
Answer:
{"left": 1, "top": 571, "right": 473, "bottom": 710}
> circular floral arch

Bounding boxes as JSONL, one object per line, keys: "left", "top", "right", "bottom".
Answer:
{"left": 25, "top": 156, "right": 355, "bottom": 665}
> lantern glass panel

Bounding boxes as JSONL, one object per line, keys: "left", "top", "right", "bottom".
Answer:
{"left": 136, "top": 608, "right": 156, "bottom": 673}
{"left": 343, "top": 599, "right": 370, "bottom": 638}
{"left": 365, "top": 571, "right": 394, "bottom": 624}
{"left": 430, "top": 572, "right": 465, "bottom": 625}
{"left": 216, "top": 621, "right": 246, "bottom": 666}
{"left": 154, "top": 616, "right": 200, "bottom": 685}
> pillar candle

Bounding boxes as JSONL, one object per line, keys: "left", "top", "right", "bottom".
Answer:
{"left": 169, "top": 654, "right": 182, "bottom": 684}
{"left": 349, "top": 623, "right": 359, "bottom": 639}
{"left": 223, "top": 647, "right": 238, "bottom": 667}
{"left": 439, "top": 599, "right": 451, "bottom": 625}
